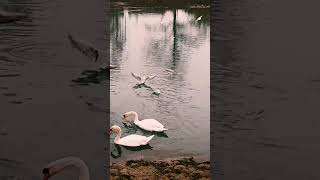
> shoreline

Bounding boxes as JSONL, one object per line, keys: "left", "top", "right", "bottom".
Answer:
{"left": 111, "top": 157, "right": 210, "bottom": 180}
{"left": 111, "top": 1, "right": 210, "bottom": 9}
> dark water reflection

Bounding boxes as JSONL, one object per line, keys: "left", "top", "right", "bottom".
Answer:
{"left": 111, "top": 7, "right": 210, "bottom": 162}
{"left": 213, "top": 0, "right": 320, "bottom": 179}
{"left": 0, "top": 0, "right": 106, "bottom": 179}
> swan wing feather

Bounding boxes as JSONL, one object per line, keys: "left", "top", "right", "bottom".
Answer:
{"left": 136, "top": 119, "right": 167, "bottom": 132}
{"left": 146, "top": 75, "right": 157, "bottom": 81}
{"left": 117, "top": 134, "right": 154, "bottom": 147}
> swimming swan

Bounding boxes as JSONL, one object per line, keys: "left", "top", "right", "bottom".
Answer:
{"left": 67, "top": 34, "right": 117, "bottom": 70}
{"left": 131, "top": 72, "right": 156, "bottom": 85}
{"left": 42, "top": 156, "right": 90, "bottom": 180}
{"left": 123, "top": 111, "right": 168, "bottom": 132}
{"left": 110, "top": 125, "right": 154, "bottom": 147}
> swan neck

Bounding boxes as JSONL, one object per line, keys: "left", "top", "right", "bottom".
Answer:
{"left": 79, "top": 164, "right": 90, "bottom": 180}
{"left": 133, "top": 112, "right": 139, "bottom": 122}
{"left": 47, "top": 157, "right": 90, "bottom": 180}
{"left": 114, "top": 129, "right": 122, "bottom": 143}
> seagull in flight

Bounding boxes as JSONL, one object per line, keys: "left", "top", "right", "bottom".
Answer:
{"left": 131, "top": 72, "right": 157, "bottom": 85}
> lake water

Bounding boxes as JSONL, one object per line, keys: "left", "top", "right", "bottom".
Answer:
{"left": 213, "top": 0, "right": 320, "bottom": 179}
{"left": 110, "top": 7, "right": 210, "bottom": 162}
{"left": 0, "top": 0, "right": 106, "bottom": 179}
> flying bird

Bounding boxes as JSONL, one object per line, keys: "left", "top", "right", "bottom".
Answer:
{"left": 131, "top": 72, "right": 156, "bottom": 85}
{"left": 67, "top": 33, "right": 117, "bottom": 70}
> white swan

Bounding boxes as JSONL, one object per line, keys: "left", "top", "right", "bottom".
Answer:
{"left": 110, "top": 125, "right": 154, "bottom": 147}
{"left": 131, "top": 72, "right": 156, "bottom": 85}
{"left": 67, "top": 34, "right": 117, "bottom": 70}
{"left": 123, "top": 111, "right": 168, "bottom": 132}
{"left": 42, "top": 156, "right": 90, "bottom": 180}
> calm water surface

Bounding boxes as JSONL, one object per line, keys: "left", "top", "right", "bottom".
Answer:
{"left": 0, "top": 0, "right": 106, "bottom": 179}
{"left": 110, "top": 7, "right": 210, "bottom": 162}
{"left": 213, "top": 0, "right": 320, "bottom": 179}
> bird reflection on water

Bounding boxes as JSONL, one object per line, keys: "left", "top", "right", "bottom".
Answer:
{"left": 111, "top": 144, "right": 153, "bottom": 159}
{"left": 71, "top": 69, "right": 108, "bottom": 86}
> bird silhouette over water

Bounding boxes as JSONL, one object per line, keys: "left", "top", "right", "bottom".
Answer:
{"left": 67, "top": 33, "right": 117, "bottom": 70}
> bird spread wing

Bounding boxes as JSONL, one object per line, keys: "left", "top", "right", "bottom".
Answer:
{"left": 146, "top": 75, "right": 157, "bottom": 81}
{"left": 131, "top": 72, "right": 142, "bottom": 81}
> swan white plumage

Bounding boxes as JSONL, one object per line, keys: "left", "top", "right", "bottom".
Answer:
{"left": 131, "top": 72, "right": 156, "bottom": 85}
{"left": 110, "top": 125, "right": 154, "bottom": 147}
{"left": 123, "top": 111, "right": 168, "bottom": 132}
{"left": 42, "top": 156, "right": 90, "bottom": 180}
{"left": 67, "top": 34, "right": 117, "bottom": 70}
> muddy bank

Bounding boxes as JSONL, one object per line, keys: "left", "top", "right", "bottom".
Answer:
{"left": 111, "top": 157, "right": 210, "bottom": 180}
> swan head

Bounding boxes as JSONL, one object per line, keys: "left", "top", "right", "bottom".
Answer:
{"left": 122, "top": 111, "right": 138, "bottom": 122}
{"left": 42, "top": 157, "right": 90, "bottom": 180}
{"left": 110, "top": 125, "right": 121, "bottom": 134}
{"left": 42, "top": 167, "right": 59, "bottom": 180}
{"left": 42, "top": 168, "right": 51, "bottom": 180}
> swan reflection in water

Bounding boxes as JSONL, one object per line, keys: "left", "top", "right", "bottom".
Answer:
{"left": 111, "top": 144, "right": 153, "bottom": 159}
